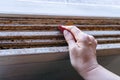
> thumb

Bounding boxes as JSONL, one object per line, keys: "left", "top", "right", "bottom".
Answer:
{"left": 63, "top": 30, "right": 76, "bottom": 49}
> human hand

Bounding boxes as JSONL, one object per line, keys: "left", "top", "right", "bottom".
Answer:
{"left": 60, "top": 26, "right": 99, "bottom": 76}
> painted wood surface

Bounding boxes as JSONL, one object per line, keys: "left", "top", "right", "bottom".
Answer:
{"left": 0, "top": 14, "right": 119, "bottom": 79}
{"left": 0, "top": 0, "right": 120, "bottom": 17}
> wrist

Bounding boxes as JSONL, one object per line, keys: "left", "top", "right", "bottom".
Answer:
{"left": 78, "top": 64, "right": 100, "bottom": 78}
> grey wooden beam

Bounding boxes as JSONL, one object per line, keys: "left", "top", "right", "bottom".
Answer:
{"left": 0, "top": 43, "right": 119, "bottom": 66}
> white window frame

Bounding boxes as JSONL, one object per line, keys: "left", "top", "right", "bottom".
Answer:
{"left": 0, "top": 0, "right": 120, "bottom": 17}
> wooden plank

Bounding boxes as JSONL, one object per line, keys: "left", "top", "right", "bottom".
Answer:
{"left": 0, "top": 31, "right": 119, "bottom": 37}
{"left": 0, "top": 15, "right": 119, "bottom": 54}
{"left": 0, "top": 39, "right": 66, "bottom": 48}
{"left": 0, "top": 37, "right": 120, "bottom": 49}
{"left": 0, "top": 17, "right": 120, "bottom": 25}
{"left": 0, "top": 15, "right": 119, "bottom": 60}
{"left": 0, "top": 43, "right": 119, "bottom": 66}
{"left": 0, "top": 24, "right": 119, "bottom": 31}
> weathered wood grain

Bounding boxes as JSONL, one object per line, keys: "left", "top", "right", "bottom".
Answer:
{"left": 0, "top": 43, "right": 119, "bottom": 66}
{"left": 0, "top": 15, "right": 119, "bottom": 52}
{"left": 0, "top": 38, "right": 120, "bottom": 49}
{"left": 0, "top": 14, "right": 119, "bottom": 80}
{"left": 0, "top": 24, "right": 120, "bottom": 31}
{"left": 0, "top": 16, "right": 120, "bottom": 25}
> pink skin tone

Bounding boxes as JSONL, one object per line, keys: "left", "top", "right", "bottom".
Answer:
{"left": 58, "top": 25, "right": 76, "bottom": 41}
{"left": 59, "top": 26, "right": 120, "bottom": 80}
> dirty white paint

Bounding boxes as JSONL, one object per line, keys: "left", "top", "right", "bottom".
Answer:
{"left": 0, "top": 0, "right": 120, "bottom": 17}
{"left": 18, "top": 0, "right": 120, "bottom": 5}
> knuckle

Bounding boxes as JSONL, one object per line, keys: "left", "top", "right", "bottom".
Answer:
{"left": 81, "top": 34, "right": 90, "bottom": 42}
{"left": 89, "top": 35, "right": 95, "bottom": 40}
{"left": 89, "top": 36, "right": 98, "bottom": 47}
{"left": 81, "top": 34, "right": 97, "bottom": 46}
{"left": 77, "top": 34, "right": 89, "bottom": 44}
{"left": 89, "top": 35, "right": 96, "bottom": 43}
{"left": 70, "top": 46, "right": 78, "bottom": 52}
{"left": 95, "top": 39, "right": 98, "bottom": 45}
{"left": 84, "top": 34, "right": 90, "bottom": 39}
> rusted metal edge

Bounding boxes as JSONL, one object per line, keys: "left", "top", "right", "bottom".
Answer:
{"left": 0, "top": 20, "right": 120, "bottom": 25}
{"left": 0, "top": 25, "right": 120, "bottom": 31}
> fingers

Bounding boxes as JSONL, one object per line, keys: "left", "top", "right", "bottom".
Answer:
{"left": 61, "top": 25, "right": 97, "bottom": 49}
{"left": 88, "top": 35, "right": 97, "bottom": 47}
{"left": 61, "top": 26, "right": 97, "bottom": 46}
{"left": 63, "top": 30, "right": 77, "bottom": 50}
{"left": 61, "top": 26, "right": 84, "bottom": 41}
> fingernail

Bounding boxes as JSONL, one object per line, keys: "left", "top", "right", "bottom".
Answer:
{"left": 58, "top": 25, "right": 66, "bottom": 33}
